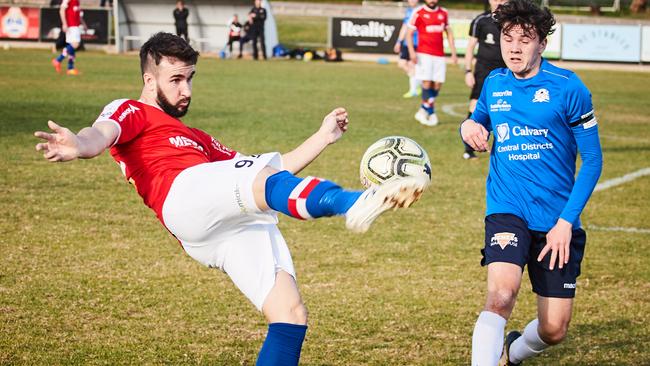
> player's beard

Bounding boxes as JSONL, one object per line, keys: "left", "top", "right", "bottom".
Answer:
{"left": 156, "top": 87, "right": 191, "bottom": 118}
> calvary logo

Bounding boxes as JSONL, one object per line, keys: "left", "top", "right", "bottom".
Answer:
{"left": 495, "top": 122, "right": 510, "bottom": 142}
{"left": 532, "top": 88, "right": 550, "bottom": 103}
{"left": 485, "top": 33, "right": 495, "bottom": 45}
{"left": 490, "top": 232, "right": 518, "bottom": 250}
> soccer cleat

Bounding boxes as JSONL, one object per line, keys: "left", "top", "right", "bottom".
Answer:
{"left": 499, "top": 331, "right": 522, "bottom": 366}
{"left": 52, "top": 59, "right": 61, "bottom": 73}
{"left": 66, "top": 69, "right": 79, "bottom": 75}
{"left": 402, "top": 90, "right": 418, "bottom": 99}
{"left": 426, "top": 113, "right": 439, "bottom": 126}
{"left": 345, "top": 176, "right": 429, "bottom": 233}
{"left": 414, "top": 108, "right": 430, "bottom": 125}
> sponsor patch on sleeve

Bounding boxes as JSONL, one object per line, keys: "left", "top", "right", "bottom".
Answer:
{"left": 570, "top": 110, "right": 598, "bottom": 129}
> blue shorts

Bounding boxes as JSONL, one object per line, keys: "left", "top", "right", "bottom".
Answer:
{"left": 481, "top": 213, "right": 587, "bottom": 298}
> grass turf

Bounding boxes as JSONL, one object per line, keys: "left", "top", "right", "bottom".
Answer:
{"left": 0, "top": 48, "right": 649, "bottom": 365}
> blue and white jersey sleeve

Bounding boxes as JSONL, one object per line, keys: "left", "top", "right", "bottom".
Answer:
{"left": 559, "top": 74, "right": 603, "bottom": 225}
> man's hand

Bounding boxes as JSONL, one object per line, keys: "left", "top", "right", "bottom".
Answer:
{"left": 539, "top": 218, "right": 573, "bottom": 270}
{"left": 318, "top": 107, "right": 348, "bottom": 145}
{"left": 460, "top": 119, "right": 490, "bottom": 152}
{"left": 35, "top": 120, "right": 81, "bottom": 162}
{"left": 393, "top": 42, "right": 401, "bottom": 54}
{"left": 450, "top": 54, "right": 458, "bottom": 65}
{"left": 465, "top": 72, "right": 475, "bottom": 88}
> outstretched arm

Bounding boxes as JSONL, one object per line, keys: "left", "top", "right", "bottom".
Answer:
{"left": 35, "top": 120, "right": 119, "bottom": 162}
{"left": 281, "top": 108, "right": 348, "bottom": 174}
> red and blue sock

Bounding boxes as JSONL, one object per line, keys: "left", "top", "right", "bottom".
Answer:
{"left": 265, "top": 170, "right": 361, "bottom": 219}
{"left": 421, "top": 88, "right": 439, "bottom": 115}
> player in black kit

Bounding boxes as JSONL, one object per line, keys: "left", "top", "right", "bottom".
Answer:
{"left": 173, "top": 0, "right": 189, "bottom": 42}
{"left": 248, "top": 0, "right": 267, "bottom": 60}
{"left": 461, "top": 0, "right": 507, "bottom": 160}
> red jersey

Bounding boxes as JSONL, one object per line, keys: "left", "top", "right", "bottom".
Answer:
{"left": 94, "top": 99, "right": 237, "bottom": 223}
{"left": 61, "top": 0, "right": 82, "bottom": 27}
{"left": 408, "top": 5, "right": 449, "bottom": 57}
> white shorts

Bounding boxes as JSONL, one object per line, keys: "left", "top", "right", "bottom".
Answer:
{"left": 65, "top": 26, "right": 81, "bottom": 44}
{"left": 162, "top": 152, "right": 296, "bottom": 311}
{"left": 415, "top": 53, "right": 447, "bottom": 83}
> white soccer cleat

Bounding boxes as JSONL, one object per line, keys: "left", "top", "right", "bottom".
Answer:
{"left": 345, "top": 176, "right": 429, "bottom": 233}
{"left": 414, "top": 108, "right": 430, "bottom": 125}
{"left": 427, "top": 113, "right": 439, "bottom": 126}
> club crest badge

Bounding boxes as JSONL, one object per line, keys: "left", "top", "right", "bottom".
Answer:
{"left": 490, "top": 232, "right": 518, "bottom": 250}
{"left": 532, "top": 88, "right": 550, "bottom": 103}
{"left": 495, "top": 123, "right": 510, "bottom": 143}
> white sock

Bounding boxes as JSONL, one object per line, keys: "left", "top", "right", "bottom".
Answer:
{"left": 409, "top": 76, "right": 418, "bottom": 94}
{"left": 509, "top": 319, "right": 549, "bottom": 363}
{"left": 471, "top": 311, "right": 507, "bottom": 366}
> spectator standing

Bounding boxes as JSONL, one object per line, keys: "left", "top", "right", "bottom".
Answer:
{"left": 173, "top": 0, "right": 189, "bottom": 42}
{"left": 249, "top": 0, "right": 267, "bottom": 60}
{"left": 227, "top": 14, "right": 243, "bottom": 58}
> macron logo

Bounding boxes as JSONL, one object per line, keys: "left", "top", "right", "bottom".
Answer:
{"left": 492, "top": 90, "right": 512, "bottom": 97}
{"left": 118, "top": 104, "right": 140, "bottom": 122}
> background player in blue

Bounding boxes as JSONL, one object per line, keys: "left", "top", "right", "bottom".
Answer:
{"left": 393, "top": 0, "right": 420, "bottom": 98}
{"left": 460, "top": 1, "right": 602, "bottom": 364}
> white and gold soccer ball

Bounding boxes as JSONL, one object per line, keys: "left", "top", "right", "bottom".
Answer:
{"left": 359, "top": 136, "right": 432, "bottom": 188}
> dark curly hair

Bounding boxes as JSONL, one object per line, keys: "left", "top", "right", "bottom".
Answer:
{"left": 493, "top": 0, "right": 556, "bottom": 41}
{"left": 139, "top": 32, "right": 199, "bottom": 76}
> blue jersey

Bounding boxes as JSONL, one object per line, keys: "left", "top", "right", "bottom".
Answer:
{"left": 471, "top": 59, "right": 602, "bottom": 231}
{"left": 402, "top": 7, "right": 418, "bottom": 47}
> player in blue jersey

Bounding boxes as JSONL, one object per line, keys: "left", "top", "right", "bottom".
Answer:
{"left": 460, "top": 1, "right": 602, "bottom": 365}
{"left": 394, "top": 0, "right": 420, "bottom": 98}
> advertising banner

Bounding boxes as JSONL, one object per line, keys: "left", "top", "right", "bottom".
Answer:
{"left": 642, "top": 26, "right": 650, "bottom": 62}
{"left": 0, "top": 6, "right": 40, "bottom": 40}
{"left": 40, "top": 7, "right": 110, "bottom": 44}
{"left": 561, "top": 24, "right": 641, "bottom": 62}
{"left": 330, "top": 17, "right": 402, "bottom": 53}
{"left": 542, "top": 24, "right": 561, "bottom": 59}
{"left": 445, "top": 19, "right": 470, "bottom": 56}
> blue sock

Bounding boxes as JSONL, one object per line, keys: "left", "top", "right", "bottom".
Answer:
{"left": 256, "top": 323, "right": 308, "bottom": 366}
{"left": 56, "top": 53, "right": 65, "bottom": 62}
{"left": 265, "top": 171, "right": 361, "bottom": 220}
{"left": 421, "top": 88, "right": 431, "bottom": 112}
{"left": 66, "top": 44, "right": 76, "bottom": 69}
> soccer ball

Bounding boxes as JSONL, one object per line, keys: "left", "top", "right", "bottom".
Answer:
{"left": 359, "top": 136, "right": 431, "bottom": 188}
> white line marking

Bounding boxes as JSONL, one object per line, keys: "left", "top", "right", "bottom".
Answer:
{"left": 593, "top": 167, "right": 650, "bottom": 192}
{"left": 586, "top": 225, "right": 650, "bottom": 234}
{"left": 440, "top": 103, "right": 467, "bottom": 118}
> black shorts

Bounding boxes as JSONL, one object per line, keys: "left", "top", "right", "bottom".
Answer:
{"left": 470, "top": 63, "right": 492, "bottom": 100}
{"left": 482, "top": 213, "right": 587, "bottom": 298}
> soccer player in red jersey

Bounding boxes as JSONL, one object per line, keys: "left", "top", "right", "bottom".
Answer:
{"left": 52, "top": 0, "right": 86, "bottom": 75}
{"left": 35, "top": 33, "right": 427, "bottom": 364}
{"left": 406, "top": 0, "right": 457, "bottom": 126}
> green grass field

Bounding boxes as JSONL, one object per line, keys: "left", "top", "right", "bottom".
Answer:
{"left": 1, "top": 49, "right": 649, "bottom": 365}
